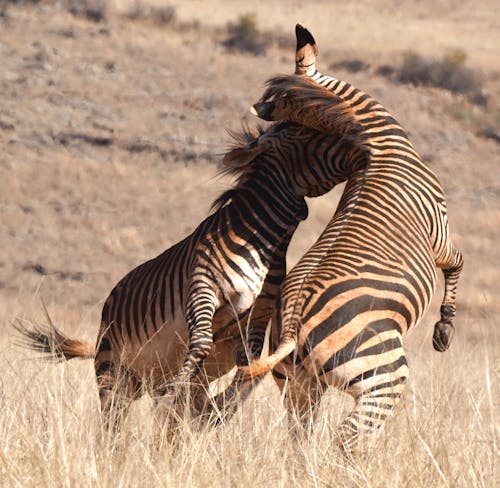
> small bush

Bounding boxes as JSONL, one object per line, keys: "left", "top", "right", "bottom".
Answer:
{"left": 125, "top": 1, "right": 176, "bottom": 26}
{"left": 376, "top": 64, "right": 395, "bottom": 77}
{"left": 330, "top": 59, "right": 370, "bottom": 74}
{"left": 0, "top": 0, "right": 41, "bottom": 17}
{"left": 151, "top": 5, "right": 175, "bottom": 26}
{"left": 66, "top": 0, "right": 107, "bottom": 22}
{"left": 395, "top": 49, "right": 486, "bottom": 104}
{"left": 222, "top": 13, "right": 271, "bottom": 56}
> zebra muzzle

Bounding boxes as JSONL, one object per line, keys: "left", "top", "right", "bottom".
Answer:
{"left": 251, "top": 102, "right": 276, "bottom": 121}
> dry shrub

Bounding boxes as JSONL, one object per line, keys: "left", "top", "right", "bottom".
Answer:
{"left": 330, "top": 59, "right": 370, "bottom": 74}
{"left": 0, "top": 0, "right": 41, "bottom": 17}
{"left": 395, "top": 49, "right": 486, "bottom": 105}
{"left": 66, "top": 0, "right": 107, "bottom": 23}
{"left": 222, "top": 13, "right": 271, "bottom": 56}
{"left": 124, "top": 0, "right": 176, "bottom": 26}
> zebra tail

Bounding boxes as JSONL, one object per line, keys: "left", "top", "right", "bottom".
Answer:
{"left": 12, "top": 317, "right": 95, "bottom": 362}
{"left": 239, "top": 336, "right": 297, "bottom": 379}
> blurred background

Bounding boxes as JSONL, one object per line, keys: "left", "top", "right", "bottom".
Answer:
{"left": 0, "top": 0, "right": 498, "bottom": 350}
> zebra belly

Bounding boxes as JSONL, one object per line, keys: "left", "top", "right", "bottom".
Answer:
{"left": 118, "top": 313, "right": 189, "bottom": 385}
{"left": 113, "top": 312, "right": 238, "bottom": 389}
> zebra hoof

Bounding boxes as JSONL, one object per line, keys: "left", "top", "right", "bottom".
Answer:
{"left": 433, "top": 321, "right": 455, "bottom": 352}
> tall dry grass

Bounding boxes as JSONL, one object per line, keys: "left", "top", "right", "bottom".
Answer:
{"left": 1, "top": 300, "right": 497, "bottom": 487}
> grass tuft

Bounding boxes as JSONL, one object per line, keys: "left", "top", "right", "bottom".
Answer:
{"left": 124, "top": 0, "right": 176, "bottom": 26}
{"left": 66, "top": 0, "right": 107, "bottom": 23}
{"left": 222, "top": 13, "right": 271, "bottom": 56}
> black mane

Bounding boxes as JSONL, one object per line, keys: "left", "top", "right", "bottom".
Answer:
{"left": 210, "top": 121, "right": 296, "bottom": 213}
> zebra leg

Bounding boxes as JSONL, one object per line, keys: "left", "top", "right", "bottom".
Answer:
{"left": 434, "top": 245, "right": 464, "bottom": 352}
{"left": 338, "top": 355, "right": 409, "bottom": 455}
{"left": 152, "top": 376, "right": 211, "bottom": 444}
{"left": 207, "top": 335, "right": 268, "bottom": 424}
{"left": 209, "top": 287, "right": 277, "bottom": 422}
{"left": 95, "top": 360, "right": 143, "bottom": 435}
{"left": 273, "top": 362, "right": 327, "bottom": 437}
{"left": 165, "top": 287, "right": 218, "bottom": 408}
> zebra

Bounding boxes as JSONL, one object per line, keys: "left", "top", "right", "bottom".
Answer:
{"left": 236, "top": 25, "right": 463, "bottom": 453}
{"left": 15, "top": 116, "right": 362, "bottom": 433}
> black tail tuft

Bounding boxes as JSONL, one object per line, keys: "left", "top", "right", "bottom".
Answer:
{"left": 12, "top": 318, "right": 71, "bottom": 362}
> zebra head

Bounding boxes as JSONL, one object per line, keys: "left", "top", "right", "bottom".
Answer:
{"left": 251, "top": 76, "right": 359, "bottom": 140}
{"left": 221, "top": 119, "right": 350, "bottom": 199}
{"left": 223, "top": 121, "right": 302, "bottom": 169}
{"left": 223, "top": 125, "right": 272, "bottom": 168}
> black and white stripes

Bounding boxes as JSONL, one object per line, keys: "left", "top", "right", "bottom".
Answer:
{"left": 239, "top": 25, "right": 463, "bottom": 453}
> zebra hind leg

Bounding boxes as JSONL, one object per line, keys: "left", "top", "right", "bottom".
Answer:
{"left": 207, "top": 327, "right": 269, "bottom": 425}
{"left": 96, "top": 360, "right": 143, "bottom": 437}
{"left": 274, "top": 363, "right": 327, "bottom": 438}
{"left": 208, "top": 369, "right": 267, "bottom": 426}
{"left": 434, "top": 245, "right": 463, "bottom": 352}
{"left": 338, "top": 360, "right": 409, "bottom": 456}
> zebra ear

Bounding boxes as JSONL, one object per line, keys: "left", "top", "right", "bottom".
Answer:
{"left": 223, "top": 142, "right": 268, "bottom": 168}
{"left": 295, "top": 24, "right": 318, "bottom": 76}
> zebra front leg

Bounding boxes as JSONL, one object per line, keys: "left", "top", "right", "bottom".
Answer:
{"left": 433, "top": 245, "right": 464, "bottom": 352}
{"left": 167, "top": 286, "right": 218, "bottom": 408}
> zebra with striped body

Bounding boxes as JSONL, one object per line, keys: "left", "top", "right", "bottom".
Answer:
{"left": 16, "top": 118, "right": 358, "bottom": 431}
{"left": 239, "top": 25, "right": 463, "bottom": 453}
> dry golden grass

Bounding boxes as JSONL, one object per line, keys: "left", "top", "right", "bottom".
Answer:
{"left": 0, "top": 1, "right": 498, "bottom": 486}
{"left": 1, "top": 300, "right": 497, "bottom": 487}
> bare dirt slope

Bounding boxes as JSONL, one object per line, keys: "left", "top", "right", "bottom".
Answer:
{"left": 1, "top": 1, "right": 498, "bottom": 331}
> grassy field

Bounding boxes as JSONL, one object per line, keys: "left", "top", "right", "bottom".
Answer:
{"left": 0, "top": 1, "right": 498, "bottom": 486}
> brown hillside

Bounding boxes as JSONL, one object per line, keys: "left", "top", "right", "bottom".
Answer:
{"left": 1, "top": 1, "right": 498, "bottom": 331}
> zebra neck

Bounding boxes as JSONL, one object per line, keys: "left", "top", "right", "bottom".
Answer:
{"left": 309, "top": 70, "right": 409, "bottom": 154}
{"left": 230, "top": 177, "right": 307, "bottom": 244}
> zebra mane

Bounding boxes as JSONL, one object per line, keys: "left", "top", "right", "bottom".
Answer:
{"left": 258, "top": 75, "right": 370, "bottom": 150}
{"left": 217, "top": 123, "right": 267, "bottom": 178}
{"left": 211, "top": 121, "right": 295, "bottom": 213}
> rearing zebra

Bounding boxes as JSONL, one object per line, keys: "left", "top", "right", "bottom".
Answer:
{"left": 15, "top": 116, "right": 361, "bottom": 431}
{"left": 239, "top": 25, "right": 463, "bottom": 453}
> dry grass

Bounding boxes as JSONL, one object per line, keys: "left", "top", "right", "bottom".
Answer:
{"left": 1, "top": 301, "right": 497, "bottom": 487}
{"left": 0, "top": 1, "right": 499, "bottom": 486}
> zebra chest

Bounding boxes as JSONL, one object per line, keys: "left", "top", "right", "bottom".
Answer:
{"left": 217, "top": 253, "right": 268, "bottom": 313}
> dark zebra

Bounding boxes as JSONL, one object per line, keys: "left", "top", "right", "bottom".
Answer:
{"left": 239, "top": 25, "right": 463, "bottom": 453}
{"left": 15, "top": 117, "right": 359, "bottom": 432}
